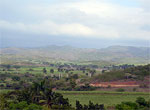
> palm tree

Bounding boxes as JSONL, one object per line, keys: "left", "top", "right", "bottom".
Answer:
{"left": 41, "top": 89, "right": 54, "bottom": 108}
{"left": 30, "top": 82, "right": 42, "bottom": 103}
{"left": 29, "top": 80, "right": 54, "bottom": 108}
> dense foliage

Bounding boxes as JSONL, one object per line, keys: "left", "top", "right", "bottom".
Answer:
{"left": 92, "top": 64, "right": 150, "bottom": 82}
{"left": 116, "top": 97, "right": 150, "bottom": 110}
{"left": 124, "top": 64, "right": 150, "bottom": 79}
{"left": 0, "top": 80, "right": 105, "bottom": 110}
{"left": 76, "top": 100, "right": 104, "bottom": 110}
{"left": 0, "top": 80, "right": 73, "bottom": 110}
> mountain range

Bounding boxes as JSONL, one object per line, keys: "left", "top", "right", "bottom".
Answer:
{"left": 0, "top": 45, "right": 149, "bottom": 65}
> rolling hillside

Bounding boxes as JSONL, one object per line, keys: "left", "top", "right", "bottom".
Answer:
{"left": 0, "top": 45, "right": 149, "bottom": 65}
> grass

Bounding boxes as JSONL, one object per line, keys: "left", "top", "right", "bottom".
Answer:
{"left": 0, "top": 89, "right": 150, "bottom": 107}
{"left": 1, "top": 89, "right": 149, "bottom": 107}
{"left": 0, "top": 66, "right": 85, "bottom": 75}
{"left": 57, "top": 91, "right": 150, "bottom": 107}
{"left": 0, "top": 89, "right": 13, "bottom": 93}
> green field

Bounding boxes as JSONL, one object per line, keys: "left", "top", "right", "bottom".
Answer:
{"left": 1, "top": 89, "right": 149, "bottom": 107}
{"left": 0, "top": 66, "right": 88, "bottom": 75}
{"left": 57, "top": 91, "right": 150, "bottom": 107}
{"left": 0, "top": 89, "right": 13, "bottom": 94}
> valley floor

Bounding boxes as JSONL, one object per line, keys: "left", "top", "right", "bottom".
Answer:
{"left": 57, "top": 91, "right": 150, "bottom": 108}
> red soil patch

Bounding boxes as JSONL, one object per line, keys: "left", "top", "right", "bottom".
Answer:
{"left": 90, "top": 81, "right": 140, "bottom": 88}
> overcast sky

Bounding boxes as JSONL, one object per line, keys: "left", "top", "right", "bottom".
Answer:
{"left": 0, "top": 0, "right": 150, "bottom": 48}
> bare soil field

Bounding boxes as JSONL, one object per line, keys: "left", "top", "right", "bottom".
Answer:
{"left": 90, "top": 81, "right": 140, "bottom": 87}
{"left": 90, "top": 77, "right": 150, "bottom": 88}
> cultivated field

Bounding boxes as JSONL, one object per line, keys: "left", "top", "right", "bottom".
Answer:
{"left": 58, "top": 91, "right": 150, "bottom": 107}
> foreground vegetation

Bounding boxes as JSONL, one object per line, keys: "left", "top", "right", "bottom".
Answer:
{"left": 0, "top": 81, "right": 105, "bottom": 110}
{"left": 0, "top": 81, "right": 150, "bottom": 110}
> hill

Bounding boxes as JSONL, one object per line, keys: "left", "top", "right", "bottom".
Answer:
{"left": 0, "top": 45, "right": 149, "bottom": 65}
{"left": 89, "top": 64, "right": 150, "bottom": 89}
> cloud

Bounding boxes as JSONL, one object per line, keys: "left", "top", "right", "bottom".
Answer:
{"left": 138, "top": 0, "right": 150, "bottom": 11}
{"left": 0, "top": 20, "right": 96, "bottom": 36}
{"left": 0, "top": 0, "right": 150, "bottom": 40}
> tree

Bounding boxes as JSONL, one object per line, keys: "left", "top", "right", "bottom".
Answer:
{"left": 90, "top": 69, "right": 96, "bottom": 77}
{"left": 40, "top": 88, "right": 53, "bottom": 108}
{"left": 12, "top": 76, "right": 20, "bottom": 81}
{"left": 50, "top": 69, "right": 54, "bottom": 73}
{"left": 15, "top": 80, "right": 71, "bottom": 109}
{"left": 0, "top": 94, "right": 8, "bottom": 110}
{"left": 71, "top": 74, "right": 78, "bottom": 79}
{"left": 43, "top": 68, "right": 47, "bottom": 74}
{"left": 76, "top": 100, "right": 104, "bottom": 110}
{"left": 125, "top": 73, "right": 132, "bottom": 79}
{"left": 70, "top": 80, "right": 76, "bottom": 90}
{"left": 76, "top": 100, "right": 83, "bottom": 110}
{"left": 13, "top": 65, "right": 20, "bottom": 70}
{"left": 65, "top": 70, "right": 69, "bottom": 73}
{"left": 115, "top": 97, "right": 150, "bottom": 110}
{"left": 116, "top": 103, "right": 136, "bottom": 110}
{"left": 17, "top": 89, "right": 32, "bottom": 104}
{"left": 2, "top": 64, "right": 11, "bottom": 70}
{"left": 136, "top": 97, "right": 147, "bottom": 106}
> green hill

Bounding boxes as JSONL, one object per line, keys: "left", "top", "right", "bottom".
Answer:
{"left": 0, "top": 45, "right": 149, "bottom": 65}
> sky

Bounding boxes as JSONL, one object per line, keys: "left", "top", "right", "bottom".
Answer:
{"left": 0, "top": 0, "right": 150, "bottom": 48}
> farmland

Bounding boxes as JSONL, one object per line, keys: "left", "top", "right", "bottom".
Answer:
{"left": 0, "top": 63, "right": 150, "bottom": 110}
{"left": 58, "top": 91, "right": 150, "bottom": 107}
{"left": 0, "top": 64, "right": 150, "bottom": 91}
{"left": 1, "top": 88, "right": 150, "bottom": 109}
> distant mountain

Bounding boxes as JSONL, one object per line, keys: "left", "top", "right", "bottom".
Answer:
{"left": 0, "top": 45, "right": 149, "bottom": 65}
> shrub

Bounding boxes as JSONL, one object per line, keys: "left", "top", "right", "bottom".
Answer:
{"left": 116, "top": 88, "right": 125, "bottom": 92}
{"left": 0, "top": 94, "right": 8, "bottom": 110}
{"left": 23, "top": 104, "right": 42, "bottom": 110}
{"left": 136, "top": 97, "right": 147, "bottom": 106}
{"left": 9, "top": 101, "right": 42, "bottom": 110}
{"left": 76, "top": 100, "right": 105, "bottom": 110}
{"left": 115, "top": 97, "right": 150, "bottom": 110}
{"left": 133, "top": 88, "right": 137, "bottom": 92}
{"left": 9, "top": 101, "right": 28, "bottom": 110}
{"left": 74, "top": 85, "right": 96, "bottom": 91}
{"left": 52, "top": 105, "right": 74, "bottom": 110}
{"left": 12, "top": 76, "right": 20, "bottom": 81}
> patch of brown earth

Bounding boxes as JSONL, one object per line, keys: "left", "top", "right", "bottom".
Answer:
{"left": 90, "top": 81, "right": 140, "bottom": 88}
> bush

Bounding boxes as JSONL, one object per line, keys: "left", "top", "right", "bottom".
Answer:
{"left": 116, "top": 103, "right": 137, "bottom": 110}
{"left": 133, "top": 88, "right": 137, "bottom": 92}
{"left": 116, "top": 101, "right": 138, "bottom": 110}
{"left": 12, "top": 76, "right": 20, "bottom": 81}
{"left": 116, "top": 88, "right": 125, "bottom": 92}
{"left": 0, "top": 94, "right": 8, "bottom": 110}
{"left": 9, "top": 101, "right": 28, "bottom": 110}
{"left": 136, "top": 97, "right": 147, "bottom": 106}
{"left": 9, "top": 102, "right": 42, "bottom": 110}
{"left": 116, "top": 97, "right": 150, "bottom": 110}
{"left": 74, "top": 84, "right": 97, "bottom": 91}
{"left": 28, "top": 68, "right": 34, "bottom": 71}
{"left": 61, "top": 87, "right": 72, "bottom": 91}
{"left": 76, "top": 100, "right": 105, "bottom": 110}
{"left": 23, "top": 104, "right": 42, "bottom": 110}
{"left": 147, "top": 99, "right": 150, "bottom": 107}
{"left": 51, "top": 105, "right": 75, "bottom": 110}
